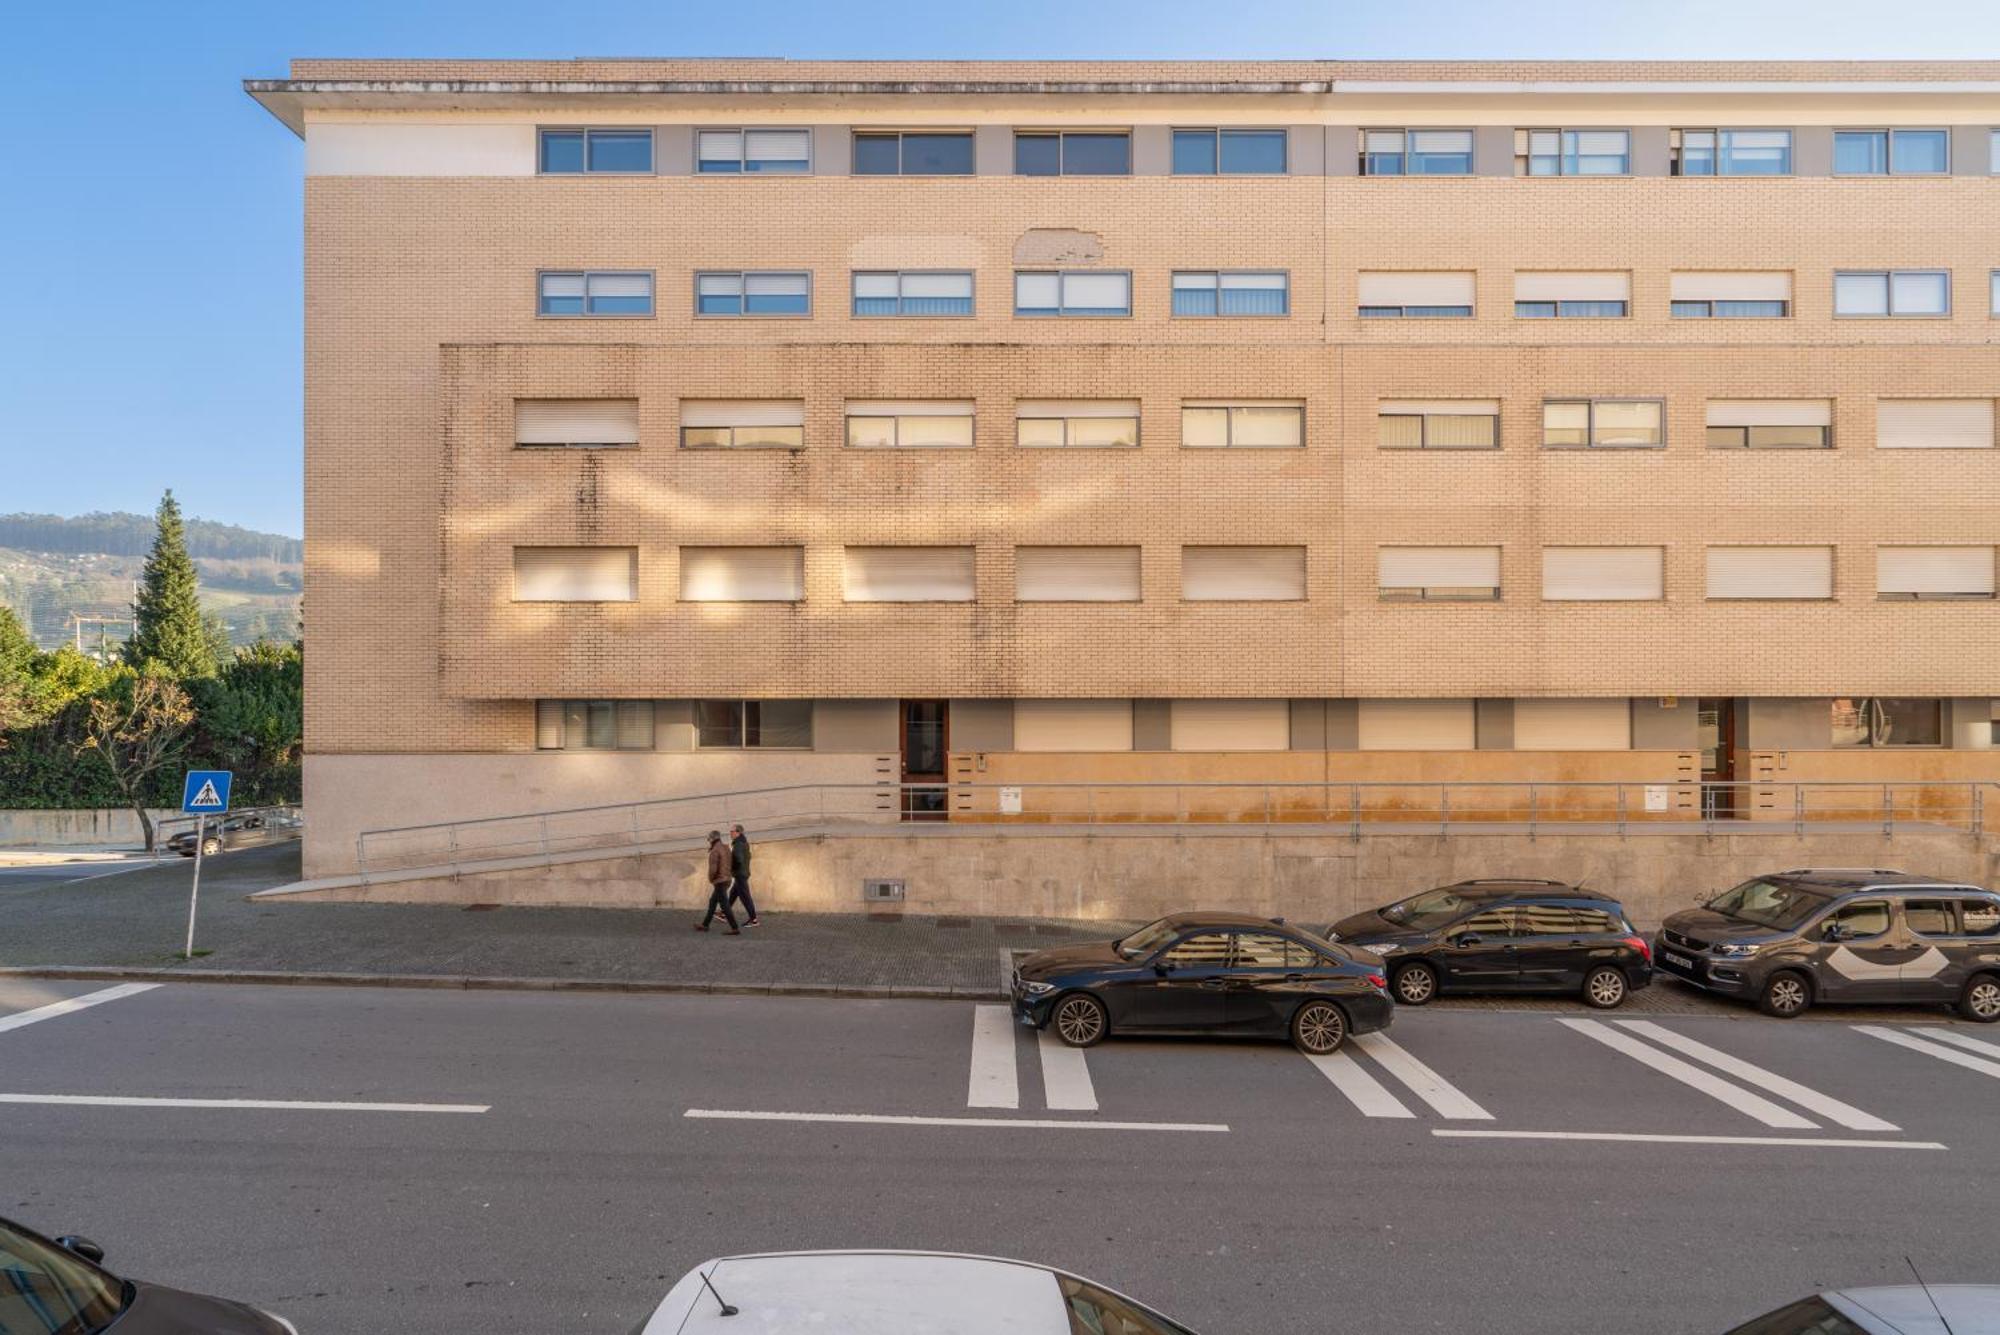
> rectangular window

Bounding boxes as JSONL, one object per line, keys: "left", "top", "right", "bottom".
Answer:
{"left": 1876, "top": 546, "right": 1996, "bottom": 600}
{"left": 512, "top": 547, "right": 637, "bottom": 602}
{"left": 1014, "top": 546, "right": 1142, "bottom": 602}
{"left": 1357, "top": 699, "right": 1476, "bottom": 751}
{"left": 842, "top": 547, "right": 976, "bottom": 602}
{"left": 1834, "top": 128, "right": 1948, "bottom": 176}
{"left": 1516, "top": 129, "right": 1631, "bottom": 176}
{"left": 538, "top": 127, "right": 654, "bottom": 174}
{"left": 1014, "top": 700, "right": 1134, "bottom": 752}
{"left": 1360, "top": 128, "right": 1474, "bottom": 175}
{"left": 1014, "top": 270, "right": 1131, "bottom": 317}
{"left": 1669, "top": 271, "right": 1792, "bottom": 318}
{"left": 537, "top": 700, "right": 655, "bottom": 750}
{"left": 1378, "top": 546, "right": 1502, "bottom": 602}
{"left": 1705, "top": 546, "right": 1834, "bottom": 600}
{"left": 844, "top": 400, "right": 975, "bottom": 450}
{"left": 1514, "top": 271, "right": 1630, "bottom": 318}
{"left": 1170, "top": 271, "right": 1289, "bottom": 317}
{"left": 695, "top": 271, "right": 811, "bottom": 317}
{"left": 515, "top": 399, "right": 640, "bottom": 448}
{"left": 1993, "top": 269, "right": 1999, "bottom": 316}
{"left": 1542, "top": 400, "right": 1663, "bottom": 449}
{"left": 1180, "top": 546, "right": 1306, "bottom": 601}
{"left": 1180, "top": 401, "right": 1305, "bottom": 449}
{"left": 696, "top": 128, "right": 810, "bottom": 174}
{"left": 1168, "top": 699, "right": 1290, "bottom": 751}
{"left": 1514, "top": 699, "right": 1632, "bottom": 750}
{"left": 851, "top": 270, "right": 974, "bottom": 317}
{"left": 851, "top": 131, "right": 974, "bottom": 176}
{"left": 1834, "top": 270, "right": 1949, "bottom": 317}
{"left": 679, "top": 400, "right": 806, "bottom": 450}
{"left": 678, "top": 547, "right": 804, "bottom": 602}
{"left": 1541, "top": 547, "right": 1664, "bottom": 601}
{"left": 1876, "top": 399, "right": 1995, "bottom": 449}
{"left": 1014, "top": 131, "right": 1130, "bottom": 176}
{"left": 1015, "top": 400, "right": 1140, "bottom": 449}
{"left": 695, "top": 700, "right": 814, "bottom": 749}
{"left": 1670, "top": 129, "right": 1791, "bottom": 176}
{"left": 538, "top": 271, "right": 653, "bottom": 317}
{"left": 1357, "top": 271, "right": 1475, "bottom": 318}
{"left": 1170, "top": 128, "right": 1287, "bottom": 175}
{"left": 1377, "top": 400, "right": 1499, "bottom": 450}
{"left": 1705, "top": 400, "right": 1832, "bottom": 450}
{"left": 1832, "top": 697, "right": 1943, "bottom": 748}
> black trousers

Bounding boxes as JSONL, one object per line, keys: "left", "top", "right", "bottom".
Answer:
{"left": 727, "top": 875, "right": 757, "bottom": 919}
{"left": 702, "top": 881, "right": 739, "bottom": 929}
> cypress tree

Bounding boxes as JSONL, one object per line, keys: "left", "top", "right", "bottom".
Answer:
{"left": 126, "top": 490, "right": 217, "bottom": 679}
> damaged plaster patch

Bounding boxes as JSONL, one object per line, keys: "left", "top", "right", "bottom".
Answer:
{"left": 1013, "top": 228, "right": 1104, "bottom": 265}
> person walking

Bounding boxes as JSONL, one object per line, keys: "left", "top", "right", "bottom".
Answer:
{"left": 695, "top": 830, "right": 740, "bottom": 934}
{"left": 727, "top": 823, "right": 761, "bottom": 925}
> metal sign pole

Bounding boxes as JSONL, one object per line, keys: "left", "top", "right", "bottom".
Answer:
{"left": 184, "top": 814, "right": 205, "bottom": 959}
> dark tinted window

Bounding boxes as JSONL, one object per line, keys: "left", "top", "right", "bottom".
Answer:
{"left": 1571, "top": 907, "right": 1624, "bottom": 934}
{"left": 1231, "top": 933, "right": 1292, "bottom": 968}
{"left": 852, "top": 133, "right": 901, "bottom": 175}
{"left": 1063, "top": 133, "right": 1131, "bottom": 175}
{"left": 1220, "top": 130, "right": 1287, "bottom": 173}
{"left": 1960, "top": 899, "right": 2000, "bottom": 938}
{"left": 903, "top": 133, "right": 974, "bottom": 174}
{"left": 1706, "top": 878, "right": 1830, "bottom": 931}
{"left": 1015, "top": 133, "right": 1061, "bottom": 175}
{"left": 1386, "top": 886, "right": 1485, "bottom": 930}
{"left": 1825, "top": 900, "right": 1890, "bottom": 941}
{"left": 1161, "top": 933, "right": 1232, "bottom": 966}
{"left": 1725, "top": 1295, "right": 1869, "bottom": 1335}
{"left": 1905, "top": 899, "right": 1957, "bottom": 937}
{"left": 0, "top": 1219, "right": 125, "bottom": 1333}
{"left": 1171, "top": 130, "right": 1217, "bottom": 174}
{"left": 1286, "top": 940, "right": 1330, "bottom": 968}
{"left": 1514, "top": 902, "right": 1580, "bottom": 935}
{"left": 587, "top": 130, "right": 653, "bottom": 173}
{"left": 1458, "top": 907, "right": 1522, "bottom": 937}
{"left": 539, "top": 129, "right": 585, "bottom": 173}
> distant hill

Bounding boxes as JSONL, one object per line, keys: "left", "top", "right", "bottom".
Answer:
{"left": 0, "top": 512, "right": 302, "bottom": 652}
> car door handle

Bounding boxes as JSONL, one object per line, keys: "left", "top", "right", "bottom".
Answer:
{"left": 1200, "top": 978, "right": 1228, "bottom": 989}
{"left": 1567, "top": 939, "right": 1584, "bottom": 946}
{"left": 1502, "top": 944, "right": 1518, "bottom": 952}
{"left": 1283, "top": 973, "right": 1305, "bottom": 982}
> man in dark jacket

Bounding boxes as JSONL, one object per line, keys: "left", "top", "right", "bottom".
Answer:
{"left": 695, "top": 830, "right": 740, "bottom": 933}
{"left": 727, "top": 823, "right": 761, "bottom": 925}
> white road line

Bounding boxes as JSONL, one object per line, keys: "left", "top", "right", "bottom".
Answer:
{"left": 967, "top": 1005, "right": 1020, "bottom": 1109}
{"left": 1915, "top": 1027, "right": 2000, "bottom": 1061}
{"left": 1857, "top": 1025, "right": 2000, "bottom": 1080}
{"left": 1559, "top": 1018, "right": 1818, "bottom": 1129}
{"left": 686, "top": 1109, "right": 1227, "bottom": 1132}
{"left": 1036, "top": 1027, "right": 1097, "bottom": 1112}
{"left": 0, "top": 983, "right": 160, "bottom": 1036}
{"left": 1352, "top": 1032, "right": 1492, "bottom": 1120}
{"left": 1434, "top": 1129, "right": 1944, "bottom": 1151}
{"left": 1615, "top": 1020, "right": 1899, "bottom": 1132}
{"left": 0, "top": 1094, "right": 488, "bottom": 1114}
{"left": 1304, "top": 1051, "right": 1415, "bottom": 1118}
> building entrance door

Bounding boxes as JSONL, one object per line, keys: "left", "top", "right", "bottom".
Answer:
{"left": 1698, "top": 698, "right": 1737, "bottom": 818}
{"left": 900, "top": 700, "right": 949, "bottom": 821}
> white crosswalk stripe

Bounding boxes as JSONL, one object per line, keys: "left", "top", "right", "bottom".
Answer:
{"left": 1914, "top": 1027, "right": 2000, "bottom": 1062}
{"left": 0, "top": 982, "right": 160, "bottom": 1036}
{"left": 1351, "top": 1033, "right": 1493, "bottom": 1120}
{"left": 1304, "top": 1051, "right": 1416, "bottom": 1118}
{"left": 967, "top": 1005, "right": 1020, "bottom": 1109}
{"left": 1560, "top": 1019, "right": 1817, "bottom": 1129}
{"left": 1613, "top": 1021, "right": 1898, "bottom": 1132}
{"left": 1036, "top": 1026, "right": 1098, "bottom": 1112}
{"left": 1856, "top": 1024, "right": 2000, "bottom": 1080}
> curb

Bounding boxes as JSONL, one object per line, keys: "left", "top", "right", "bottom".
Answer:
{"left": 0, "top": 965, "right": 1004, "bottom": 1002}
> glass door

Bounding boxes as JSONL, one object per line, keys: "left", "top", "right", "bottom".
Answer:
{"left": 900, "top": 700, "right": 949, "bottom": 821}
{"left": 1698, "top": 698, "right": 1736, "bottom": 818}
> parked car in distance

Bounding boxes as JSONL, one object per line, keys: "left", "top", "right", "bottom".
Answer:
{"left": 1725, "top": 1284, "right": 2000, "bottom": 1334}
{"left": 0, "top": 1214, "right": 298, "bottom": 1333}
{"left": 166, "top": 809, "right": 302, "bottom": 858}
{"left": 634, "top": 1250, "right": 1198, "bottom": 1334}
{"left": 1010, "top": 911, "right": 1392, "bottom": 1054}
{"left": 1324, "top": 879, "right": 1654, "bottom": 1009}
{"left": 1658, "top": 869, "right": 2000, "bottom": 1020}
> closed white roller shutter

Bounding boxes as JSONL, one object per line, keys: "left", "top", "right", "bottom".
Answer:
{"left": 515, "top": 399, "right": 640, "bottom": 446}
{"left": 1379, "top": 399, "right": 1501, "bottom": 417}
{"left": 1514, "top": 699, "right": 1632, "bottom": 750}
{"left": 1357, "top": 271, "right": 1475, "bottom": 306}
{"left": 1514, "top": 271, "right": 1630, "bottom": 302}
{"left": 843, "top": 547, "right": 976, "bottom": 601}
{"left": 512, "top": 547, "right": 636, "bottom": 602}
{"left": 1181, "top": 546, "right": 1306, "bottom": 601}
{"left": 1670, "top": 271, "right": 1793, "bottom": 302}
{"left": 1706, "top": 546, "right": 1834, "bottom": 599}
{"left": 1541, "top": 547, "right": 1664, "bottom": 601}
{"left": 1015, "top": 547, "right": 1142, "bottom": 602}
{"left": 1378, "top": 547, "right": 1501, "bottom": 591}
{"left": 1876, "top": 399, "right": 1995, "bottom": 449}
{"left": 1357, "top": 700, "right": 1476, "bottom": 750}
{"left": 1169, "top": 700, "right": 1290, "bottom": 751}
{"left": 1014, "top": 700, "right": 1134, "bottom": 752}
{"left": 1706, "top": 400, "right": 1831, "bottom": 427}
{"left": 1877, "top": 546, "right": 1996, "bottom": 597}
{"left": 680, "top": 400, "right": 805, "bottom": 427}
{"left": 1015, "top": 399, "right": 1139, "bottom": 419}
{"left": 678, "top": 547, "right": 804, "bottom": 602}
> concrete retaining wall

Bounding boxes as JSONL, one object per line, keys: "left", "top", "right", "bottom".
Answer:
{"left": 0, "top": 809, "right": 177, "bottom": 848}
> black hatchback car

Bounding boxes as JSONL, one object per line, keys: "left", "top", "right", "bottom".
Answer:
{"left": 1324, "top": 879, "right": 1654, "bottom": 1009}
{"left": 1010, "top": 911, "right": 1393, "bottom": 1054}
{"left": 1658, "top": 869, "right": 2000, "bottom": 1020}
{"left": 0, "top": 1214, "right": 297, "bottom": 1332}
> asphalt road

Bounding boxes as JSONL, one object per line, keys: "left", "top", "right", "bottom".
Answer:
{"left": 1, "top": 978, "right": 1994, "bottom": 1335}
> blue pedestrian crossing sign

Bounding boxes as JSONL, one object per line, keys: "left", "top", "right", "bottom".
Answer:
{"left": 181, "top": 770, "right": 233, "bottom": 814}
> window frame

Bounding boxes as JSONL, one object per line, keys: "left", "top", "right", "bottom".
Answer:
{"left": 1669, "top": 128, "right": 1794, "bottom": 177}
{"left": 1014, "top": 410, "right": 1142, "bottom": 450}
{"left": 1012, "top": 129, "right": 1133, "bottom": 177}
{"left": 694, "top": 126, "right": 813, "bottom": 175}
{"left": 1358, "top": 127, "right": 1476, "bottom": 176}
{"left": 1170, "top": 127, "right": 1289, "bottom": 176}
{"left": 1376, "top": 546, "right": 1504, "bottom": 603}
{"left": 537, "top": 700, "right": 657, "bottom": 751}
{"left": 693, "top": 269, "right": 814, "bottom": 319}
{"left": 1169, "top": 269, "right": 1292, "bottom": 319}
{"left": 1516, "top": 127, "right": 1633, "bottom": 177}
{"left": 849, "top": 129, "right": 976, "bottom": 176}
{"left": 1377, "top": 409, "right": 1501, "bottom": 451}
{"left": 843, "top": 409, "right": 977, "bottom": 451}
{"left": 679, "top": 423, "right": 806, "bottom": 451}
{"left": 1832, "top": 269, "right": 1952, "bottom": 319}
{"left": 1831, "top": 697, "right": 1946, "bottom": 749}
{"left": 1179, "top": 403, "right": 1306, "bottom": 450}
{"left": 1833, "top": 127, "right": 1951, "bottom": 177}
{"left": 1013, "top": 269, "right": 1134, "bottom": 318}
{"left": 536, "top": 269, "right": 656, "bottom": 319}
{"left": 693, "top": 699, "right": 816, "bottom": 750}
{"left": 1514, "top": 299, "right": 1630, "bottom": 319}
{"left": 1874, "top": 545, "right": 1998, "bottom": 601}
{"left": 1541, "top": 398, "right": 1667, "bottom": 450}
{"left": 1670, "top": 299, "right": 1791, "bottom": 319}
{"left": 1705, "top": 424, "right": 1832, "bottom": 451}
{"left": 536, "top": 126, "right": 656, "bottom": 176}
{"left": 849, "top": 269, "right": 976, "bottom": 318}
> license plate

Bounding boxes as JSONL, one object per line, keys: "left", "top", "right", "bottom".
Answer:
{"left": 1663, "top": 951, "right": 1693, "bottom": 970}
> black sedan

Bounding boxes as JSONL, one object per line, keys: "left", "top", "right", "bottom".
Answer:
{"left": 165, "top": 811, "right": 301, "bottom": 858}
{"left": 1010, "top": 911, "right": 1393, "bottom": 1054}
{"left": 0, "top": 1214, "right": 297, "bottom": 1333}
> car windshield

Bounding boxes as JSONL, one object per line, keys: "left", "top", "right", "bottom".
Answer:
{"left": 1058, "top": 1275, "right": 1199, "bottom": 1335}
{"left": 1705, "top": 878, "right": 1830, "bottom": 931}
{"left": 0, "top": 1220, "right": 125, "bottom": 1335}
{"left": 1383, "top": 888, "right": 1482, "bottom": 931}
{"left": 1115, "top": 919, "right": 1183, "bottom": 960}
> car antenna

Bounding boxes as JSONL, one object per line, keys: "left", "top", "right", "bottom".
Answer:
{"left": 1905, "top": 1256, "right": 1956, "bottom": 1335}
{"left": 698, "top": 1269, "right": 739, "bottom": 1317}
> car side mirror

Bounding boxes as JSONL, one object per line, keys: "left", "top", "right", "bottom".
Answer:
{"left": 57, "top": 1236, "right": 105, "bottom": 1265}
{"left": 1153, "top": 961, "right": 1172, "bottom": 976}
{"left": 1452, "top": 932, "right": 1483, "bottom": 948}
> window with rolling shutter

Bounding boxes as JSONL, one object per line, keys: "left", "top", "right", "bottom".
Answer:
{"left": 1015, "top": 400, "right": 1140, "bottom": 449}
{"left": 512, "top": 547, "right": 636, "bottom": 602}
{"left": 1168, "top": 699, "right": 1290, "bottom": 751}
{"left": 1669, "top": 271, "right": 1792, "bottom": 318}
{"left": 1014, "top": 547, "right": 1142, "bottom": 602}
{"left": 1705, "top": 400, "right": 1831, "bottom": 450}
{"left": 1357, "top": 271, "right": 1476, "bottom": 318}
{"left": 1379, "top": 547, "right": 1502, "bottom": 601}
{"left": 843, "top": 547, "right": 976, "bottom": 602}
{"left": 1541, "top": 547, "right": 1664, "bottom": 601}
{"left": 515, "top": 399, "right": 640, "bottom": 448}
{"left": 1013, "top": 700, "right": 1135, "bottom": 752}
{"left": 1876, "top": 547, "right": 1997, "bottom": 600}
{"left": 678, "top": 547, "right": 804, "bottom": 602}
{"left": 845, "top": 400, "right": 975, "bottom": 449}
{"left": 1357, "top": 700, "right": 1476, "bottom": 750}
{"left": 1706, "top": 546, "right": 1834, "bottom": 600}
{"left": 1181, "top": 546, "right": 1306, "bottom": 601}
{"left": 1514, "top": 699, "right": 1632, "bottom": 750}
{"left": 679, "top": 400, "right": 805, "bottom": 450}
{"left": 1514, "top": 271, "right": 1630, "bottom": 318}
{"left": 1875, "top": 399, "right": 1995, "bottom": 449}
{"left": 1378, "top": 400, "right": 1499, "bottom": 450}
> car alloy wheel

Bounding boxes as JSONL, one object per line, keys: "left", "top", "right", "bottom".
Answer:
{"left": 1393, "top": 962, "right": 1437, "bottom": 1006}
{"left": 1053, "top": 993, "right": 1107, "bottom": 1048}
{"left": 1291, "top": 1000, "right": 1347, "bottom": 1055}
{"left": 1582, "top": 967, "right": 1628, "bottom": 1009}
{"left": 1961, "top": 975, "right": 2000, "bottom": 1023}
{"left": 1759, "top": 972, "right": 1810, "bottom": 1019}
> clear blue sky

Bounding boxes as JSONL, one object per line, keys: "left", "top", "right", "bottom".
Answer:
{"left": 4, "top": 0, "right": 1998, "bottom": 538}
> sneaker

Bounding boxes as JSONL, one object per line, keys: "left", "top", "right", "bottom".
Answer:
{"left": 726, "top": 928, "right": 742, "bottom": 936}
{"left": 693, "top": 923, "right": 709, "bottom": 932}
{"left": 748, "top": 918, "right": 762, "bottom": 926}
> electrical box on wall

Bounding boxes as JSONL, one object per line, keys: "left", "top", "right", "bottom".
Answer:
{"left": 862, "top": 878, "right": 906, "bottom": 903}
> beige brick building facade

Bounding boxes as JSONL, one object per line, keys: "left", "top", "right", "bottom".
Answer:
{"left": 249, "top": 60, "right": 2000, "bottom": 878}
